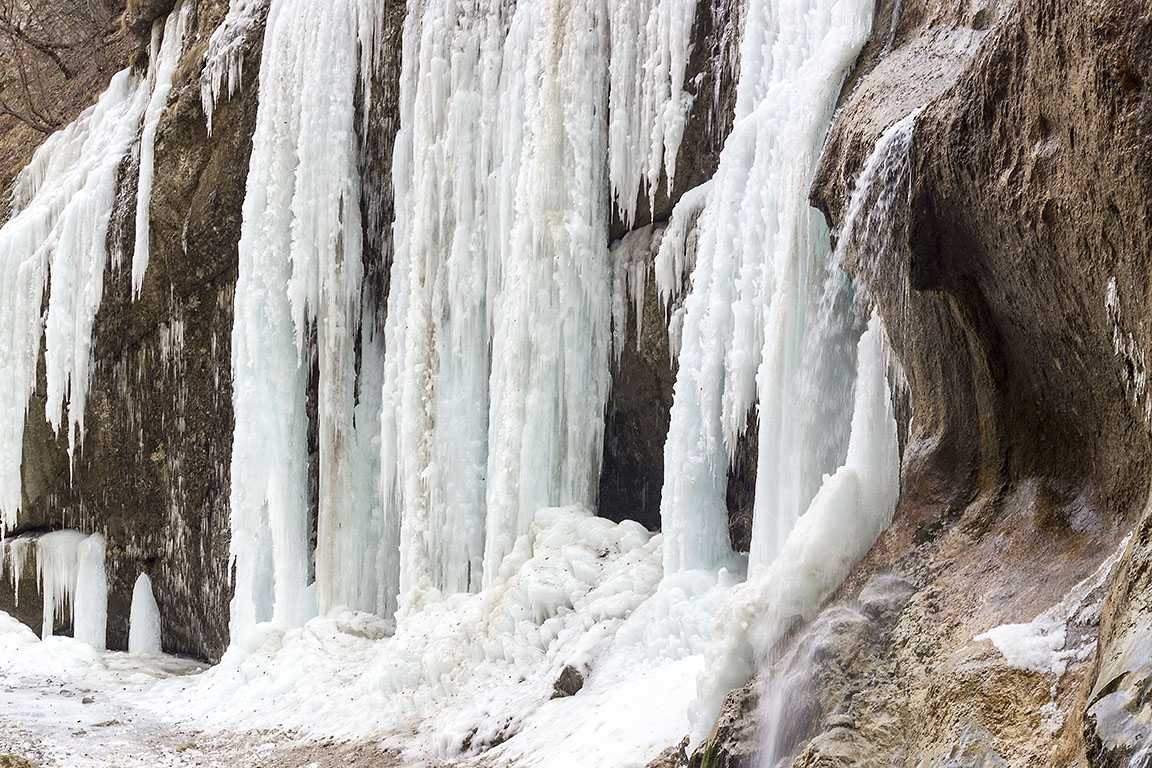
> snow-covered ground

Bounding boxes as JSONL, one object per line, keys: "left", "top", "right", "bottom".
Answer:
{"left": 1, "top": 509, "right": 730, "bottom": 768}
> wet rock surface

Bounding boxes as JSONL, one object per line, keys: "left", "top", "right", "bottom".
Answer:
{"left": 688, "top": 0, "right": 1152, "bottom": 764}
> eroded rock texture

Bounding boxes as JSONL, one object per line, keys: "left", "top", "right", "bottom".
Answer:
{"left": 692, "top": 0, "right": 1152, "bottom": 764}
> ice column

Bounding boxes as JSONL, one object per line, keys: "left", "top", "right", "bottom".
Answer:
{"left": 480, "top": 0, "right": 613, "bottom": 589}
{"left": 659, "top": 0, "right": 874, "bottom": 575}
{"left": 383, "top": 0, "right": 615, "bottom": 609}
{"left": 0, "top": 69, "right": 150, "bottom": 532}
{"left": 381, "top": 0, "right": 508, "bottom": 608}
{"left": 73, "top": 533, "right": 108, "bottom": 649}
{"left": 229, "top": 0, "right": 373, "bottom": 637}
{"left": 133, "top": 0, "right": 193, "bottom": 297}
{"left": 129, "top": 573, "right": 163, "bottom": 654}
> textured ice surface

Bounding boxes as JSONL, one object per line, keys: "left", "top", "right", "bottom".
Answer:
{"left": 73, "top": 534, "right": 108, "bottom": 650}
{"left": 137, "top": 509, "right": 726, "bottom": 765}
{"left": 35, "top": 530, "right": 87, "bottom": 638}
{"left": 382, "top": 0, "right": 618, "bottom": 614}
{"left": 130, "top": 573, "right": 163, "bottom": 655}
{"left": 658, "top": 0, "right": 875, "bottom": 577}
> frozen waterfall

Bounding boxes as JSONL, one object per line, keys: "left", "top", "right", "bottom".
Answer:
{"left": 0, "top": 3, "right": 195, "bottom": 533}
{"left": 0, "top": 69, "right": 149, "bottom": 532}
{"left": 227, "top": 0, "right": 377, "bottom": 638}
{"left": 658, "top": 0, "right": 875, "bottom": 576}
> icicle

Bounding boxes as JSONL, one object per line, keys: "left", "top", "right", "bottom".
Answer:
{"left": 129, "top": 573, "right": 163, "bottom": 654}
{"left": 73, "top": 533, "right": 108, "bottom": 649}
{"left": 611, "top": 225, "right": 660, "bottom": 362}
{"left": 35, "top": 530, "right": 86, "bottom": 638}
{"left": 654, "top": 179, "right": 710, "bottom": 310}
{"left": 607, "top": 0, "right": 698, "bottom": 225}
{"left": 4, "top": 537, "right": 30, "bottom": 603}
{"left": 0, "top": 69, "right": 150, "bottom": 532}
{"left": 659, "top": 0, "right": 874, "bottom": 576}
{"left": 201, "top": 0, "right": 269, "bottom": 133}
{"left": 229, "top": 0, "right": 367, "bottom": 638}
{"left": 133, "top": 0, "right": 193, "bottom": 298}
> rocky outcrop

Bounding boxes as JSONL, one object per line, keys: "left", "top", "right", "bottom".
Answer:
{"left": 691, "top": 0, "right": 1152, "bottom": 764}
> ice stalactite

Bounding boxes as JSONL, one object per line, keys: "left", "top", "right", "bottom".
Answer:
{"left": 133, "top": 0, "right": 193, "bottom": 297}
{"left": 658, "top": 0, "right": 874, "bottom": 576}
{"left": 201, "top": 0, "right": 269, "bottom": 133}
{"left": 35, "top": 530, "right": 87, "bottom": 638}
{"left": 382, "top": 0, "right": 616, "bottom": 611}
{"left": 129, "top": 573, "right": 163, "bottom": 654}
{"left": 611, "top": 225, "right": 660, "bottom": 361}
{"left": 607, "top": 0, "right": 698, "bottom": 224}
{"left": 0, "top": 69, "right": 150, "bottom": 532}
{"left": 3, "top": 537, "right": 31, "bottom": 602}
{"left": 73, "top": 533, "right": 108, "bottom": 649}
{"left": 229, "top": 0, "right": 379, "bottom": 639}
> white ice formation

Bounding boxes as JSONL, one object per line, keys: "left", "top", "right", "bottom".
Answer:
{"left": 658, "top": 0, "right": 875, "bottom": 577}
{"left": 129, "top": 573, "right": 164, "bottom": 655}
{"left": 0, "top": 2, "right": 198, "bottom": 533}
{"left": 132, "top": 0, "right": 193, "bottom": 297}
{"left": 73, "top": 533, "right": 108, "bottom": 649}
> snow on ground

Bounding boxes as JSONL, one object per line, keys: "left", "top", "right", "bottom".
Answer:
{"left": 0, "top": 508, "right": 732, "bottom": 767}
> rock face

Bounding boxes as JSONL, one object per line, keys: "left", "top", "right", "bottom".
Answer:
{"left": 691, "top": 0, "right": 1152, "bottom": 764}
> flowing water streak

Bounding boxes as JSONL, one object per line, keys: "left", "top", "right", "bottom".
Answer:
{"left": 750, "top": 112, "right": 921, "bottom": 764}
{"left": 658, "top": 0, "right": 875, "bottom": 576}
